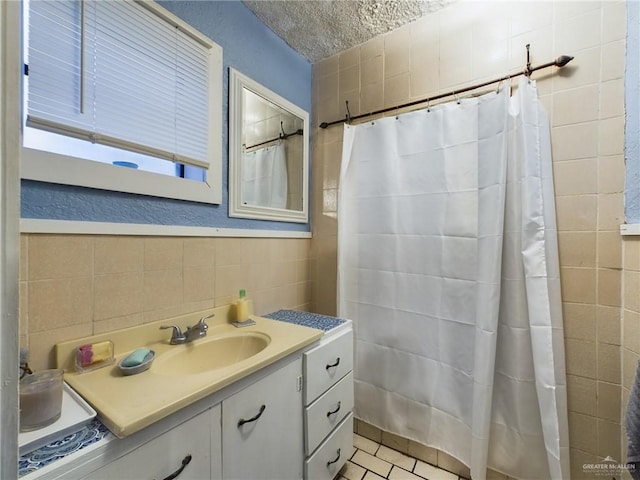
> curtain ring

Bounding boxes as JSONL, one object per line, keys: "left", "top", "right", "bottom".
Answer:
{"left": 454, "top": 91, "right": 460, "bottom": 104}
{"left": 426, "top": 98, "right": 431, "bottom": 113}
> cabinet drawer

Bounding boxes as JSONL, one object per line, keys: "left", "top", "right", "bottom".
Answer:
{"left": 304, "top": 413, "right": 353, "bottom": 480}
{"left": 305, "top": 371, "right": 353, "bottom": 455}
{"left": 304, "top": 329, "right": 353, "bottom": 405}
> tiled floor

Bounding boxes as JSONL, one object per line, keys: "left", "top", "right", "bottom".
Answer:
{"left": 337, "top": 434, "right": 467, "bottom": 480}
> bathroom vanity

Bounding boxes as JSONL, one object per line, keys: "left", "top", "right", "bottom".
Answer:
{"left": 21, "top": 308, "right": 353, "bottom": 480}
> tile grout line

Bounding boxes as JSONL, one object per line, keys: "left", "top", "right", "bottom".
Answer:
{"left": 346, "top": 434, "right": 468, "bottom": 480}
{"left": 347, "top": 445, "right": 430, "bottom": 480}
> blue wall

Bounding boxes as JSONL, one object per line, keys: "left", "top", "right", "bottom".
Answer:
{"left": 21, "top": 0, "right": 312, "bottom": 232}
{"left": 626, "top": 1, "right": 640, "bottom": 224}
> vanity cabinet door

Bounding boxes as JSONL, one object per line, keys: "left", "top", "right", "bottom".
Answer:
{"left": 80, "top": 409, "right": 213, "bottom": 480}
{"left": 222, "top": 356, "right": 303, "bottom": 480}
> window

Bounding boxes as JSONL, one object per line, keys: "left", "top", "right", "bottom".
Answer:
{"left": 22, "top": 0, "right": 222, "bottom": 204}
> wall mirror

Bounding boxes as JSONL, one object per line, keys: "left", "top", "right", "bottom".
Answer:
{"left": 229, "top": 68, "right": 309, "bottom": 223}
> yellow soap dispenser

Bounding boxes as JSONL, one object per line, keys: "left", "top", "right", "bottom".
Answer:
{"left": 233, "top": 289, "right": 254, "bottom": 327}
{"left": 237, "top": 289, "right": 248, "bottom": 322}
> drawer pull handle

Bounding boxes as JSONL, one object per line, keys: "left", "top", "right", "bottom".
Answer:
{"left": 238, "top": 404, "right": 266, "bottom": 427}
{"left": 327, "top": 448, "right": 341, "bottom": 467}
{"left": 326, "top": 357, "right": 341, "bottom": 370}
{"left": 326, "top": 401, "right": 342, "bottom": 417}
{"left": 160, "top": 454, "right": 192, "bottom": 480}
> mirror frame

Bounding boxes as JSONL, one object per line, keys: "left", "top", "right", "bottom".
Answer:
{"left": 228, "top": 68, "right": 309, "bottom": 223}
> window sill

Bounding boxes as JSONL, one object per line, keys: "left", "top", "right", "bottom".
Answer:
{"left": 620, "top": 224, "right": 640, "bottom": 236}
{"left": 22, "top": 148, "right": 221, "bottom": 205}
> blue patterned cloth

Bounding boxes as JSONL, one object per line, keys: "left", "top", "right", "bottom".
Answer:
{"left": 19, "top": 419, "right": 110, "bottom": 477}
{"left": 264, "top": 309, "right": 346, "bottom": 332}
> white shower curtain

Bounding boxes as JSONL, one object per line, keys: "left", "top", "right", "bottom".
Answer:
{"left": 242, "top": 141, "right": 288, "bottom": 209}
{"left": 338, "top": 78, "right": 570, "bottom": 480}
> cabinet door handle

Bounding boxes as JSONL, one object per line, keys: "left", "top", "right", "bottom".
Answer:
{"left": 326, "top": 401, "right": 341, "bottom": 417}
{"left": 160, "top": 454, "right": 192, "bottom": 480}
{"left": 238, "top": 404, "right": 266, "bottom": 427}
{"left": 326, "top": 448, "right": 341, "bottom": 467}
{"left": 326, "top": 357, "right": 340, "bottom": 370}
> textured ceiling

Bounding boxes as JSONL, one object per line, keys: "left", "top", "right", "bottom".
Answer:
{"left": 242, "top": 0, "right": 454, "bottom": 63}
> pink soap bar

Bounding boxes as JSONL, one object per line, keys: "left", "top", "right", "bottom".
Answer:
{"left": 77, "top": 344, "right": 93, "bottom": 367}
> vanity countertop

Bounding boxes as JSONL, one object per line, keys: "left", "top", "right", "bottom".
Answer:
{"left": 55, "top": 308, "right": 322, "bottom": 439}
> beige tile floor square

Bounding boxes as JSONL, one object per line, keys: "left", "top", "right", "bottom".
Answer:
{"left": 337, "top": 434, "right": 468, "bottom": 480}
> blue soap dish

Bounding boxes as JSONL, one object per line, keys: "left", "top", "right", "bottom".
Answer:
{"left": 118, "top": 350, "right": 155, "bottom": 376}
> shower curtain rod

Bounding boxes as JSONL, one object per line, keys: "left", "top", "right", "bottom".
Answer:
{"left": 318, "top": 53, "right": 574, "bottom": 129}
{"left": 243, "top": 128, "right": 303, "bottom": 151}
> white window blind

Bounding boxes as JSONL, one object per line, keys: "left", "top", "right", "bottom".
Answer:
{"left": 27, "top": 0, "right": 211, "bottom": 169}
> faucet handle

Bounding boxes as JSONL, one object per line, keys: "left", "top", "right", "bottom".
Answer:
{"left": 197, "top": 313, "right": 215, "bottom": 329}
{"left": 160, "top": 325, "right": 185, "bottom": 344}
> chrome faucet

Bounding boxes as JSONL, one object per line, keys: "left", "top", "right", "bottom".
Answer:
{"left": 160, "top": 314, "right": 214, "bottom": 345}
